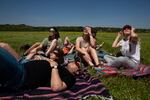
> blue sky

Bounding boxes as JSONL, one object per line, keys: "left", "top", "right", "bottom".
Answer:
{"left": 0, "top": 0, "right": 150, "bottom": 28}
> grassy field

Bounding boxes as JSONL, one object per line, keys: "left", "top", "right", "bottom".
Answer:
{"left": 0, "top": 31, "right": 150, "bottom": 100}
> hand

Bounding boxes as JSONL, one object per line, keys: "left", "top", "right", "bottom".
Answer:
{"left": 70, "top": 43, "right": 74, "bottom": 47}
{"left": 117, "top": 31, "right": 122, "bottom": 37}
{"left": 50, "top": 60, "right": 58, "bottom": 68}
{"left": 131, "top": 27, "right": 135, "bottom": 33}
{"left": 86, "top": 27, "right": 92, "bottom": 35}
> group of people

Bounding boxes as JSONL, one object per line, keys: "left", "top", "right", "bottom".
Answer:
{"left": 0, "top": 25, "right": 140, "bottom": 92}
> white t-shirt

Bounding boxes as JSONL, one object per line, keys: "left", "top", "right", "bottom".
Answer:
{"left": 118, "top": 39, "right": 140, "bottom": 64}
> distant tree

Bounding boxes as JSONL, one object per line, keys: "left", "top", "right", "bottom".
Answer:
{"left": 0, "top": 24, "right": 149, "bottom": 32}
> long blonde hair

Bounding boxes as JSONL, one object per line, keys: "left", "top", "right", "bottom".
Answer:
{"left": 129, "top": 33, "right": 140, "bottom": 44}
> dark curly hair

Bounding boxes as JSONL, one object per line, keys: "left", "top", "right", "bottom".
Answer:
{"left": 48, "top": 27, "right": 60, "bottom": 41}
{"left": 122, "top": 25, "right": 132, "bottom": 31}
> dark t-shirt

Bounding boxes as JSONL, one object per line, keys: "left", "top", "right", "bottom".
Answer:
{"left": 22, "top": 60, "right": 76, "bottom": 90}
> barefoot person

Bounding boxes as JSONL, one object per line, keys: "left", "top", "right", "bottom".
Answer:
{"left": 76, "top": 26, "right": 102, "bottom": 68}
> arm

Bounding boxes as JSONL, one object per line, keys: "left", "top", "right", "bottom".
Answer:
{"left": 51, "top": 67, "right": 67, "bottom": 91}
{"left": 87, "top": 27, "right": 96, "bottom": 47}
{"left": 49, "top": 60, "right": 67, "bottom": 91}
{"left": 0, "top": 42, "right": 20, "bottom": 60}
{"left": 64, "top": 36, "right": 70, "bottom": 45}
{"left": 34, "top": 38, "right": 49, "bottom": 53}
{"left": 130, "top": 28, "right": 139, "bottom": 44}
{"left": 89, "top": 35, "right": 96, "bottom": 47}
{"left": 24, "top": 44, "right": 42, "bottom": 57}
{"left": 75, "top": 37, "right": 86, "bottom": 55}
{"left": 131, "top": 27, "right": 135, "bottom": 35}
{"left": 112, "top": 31, "right": 122, "bottom": 48}
{"left": 25, "top": 52, "right": 36, "bottom": 60}
{"left": 24, "top": 42, "right": 41, "bottom": 55}
{"left": 45, "top": 39, "right": 57, "bottom": 56}
{"left": 25, "top": 38, "right": 48, "bottom": 55}
{"left": 68, "top": 45, "right": 75, "bottom": 54}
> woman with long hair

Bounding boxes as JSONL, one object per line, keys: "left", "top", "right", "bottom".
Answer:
{"left": 104, "top": 25, "right": 140, "bottom": 69}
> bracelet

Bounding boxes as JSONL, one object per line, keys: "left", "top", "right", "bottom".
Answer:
{"left": 51, "top": 65, "right": 58, "bottom": 69}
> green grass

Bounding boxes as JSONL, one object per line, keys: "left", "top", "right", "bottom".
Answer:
{"left": 0, "top": 31, "right": 150, "bottom": 100}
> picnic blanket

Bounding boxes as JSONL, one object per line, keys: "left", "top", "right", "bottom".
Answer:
{"left": 96, "top": 50, "right": 150, "bottom": 77}
{"left": 0, "top": 71, "right": 113, "bottom": 100}
{"left": 95, "top": 64, "right": 150, "bottom": 78}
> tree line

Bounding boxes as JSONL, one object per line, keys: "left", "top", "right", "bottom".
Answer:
{"left": 0, "top": 24, "right": 150, "bottom": 33}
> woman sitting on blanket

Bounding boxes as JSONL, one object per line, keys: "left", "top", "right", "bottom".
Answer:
{"left": 24, "top": 27, "right": 61, "bottom": 58}
{"left": 104, "top": 25, "right": 140, "bottom": 70}
{"left": 76, "top": 26, "right": 102, "bottom": 68}
{"left": 0, "top": 42, "right": 81, "bottom": 92}
{"left": 85, "top": 27, "right": 104, "bottom": 50}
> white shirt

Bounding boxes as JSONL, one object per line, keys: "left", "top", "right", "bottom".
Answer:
{"left": 118, "top": 39, "right": 140, "bottom": 64}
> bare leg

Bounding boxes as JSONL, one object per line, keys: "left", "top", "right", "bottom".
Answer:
{"left": 64, "top": 36, "right": 70, "bottom": 45}
{"left": 79, "top": 48, "right": 94, "bottom": 66}
{"left": 89, "top": 47, "right": 101, "bottom": 67}
{"left": 45, "top": 39, "right": 57, "bottom": 56}
{"left": 24, "top": 42, "right": 40, "bottom": 55}
{"left": 0, "top": 43, "right": 20, "bottom": 60}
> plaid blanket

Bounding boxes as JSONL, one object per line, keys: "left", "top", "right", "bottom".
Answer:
{"left": 95, "top": 64, "right": 150, "bottom": 78}
{"left": 0, "top": 71, "right": 113, "bottom": 100}
{"left": 97, "top": 50, "right": 150, "bottom": 77}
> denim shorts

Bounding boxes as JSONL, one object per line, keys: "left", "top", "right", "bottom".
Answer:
{"left": 0, "top": 47, "right": 25, "bottom": 91}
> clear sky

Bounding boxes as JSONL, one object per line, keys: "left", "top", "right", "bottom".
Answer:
{"left": 0, "top": 0, "right": 150, "bottom": 28}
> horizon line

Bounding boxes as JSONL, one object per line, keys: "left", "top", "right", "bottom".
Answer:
{"left": 0, "top": 24, "right": 150, "bottom": 30}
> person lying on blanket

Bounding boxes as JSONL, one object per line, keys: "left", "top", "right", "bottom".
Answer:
{"left": 62, "top": 36, "right": 75, "bottom": 55}
{"left": 0, "top": 42, "right": 81, "bottom": 92}
{"left": 19, "top": 43, "right": 61, "bottom": 64}
{"left": 104, "top": 25, "right": 140, "bottom": 70}
{"left": 76, "top": 26, "right": 102, "bottom": 68}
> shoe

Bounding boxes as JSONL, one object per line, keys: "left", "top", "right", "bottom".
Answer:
{"left": 94, "top": 67, "right": 105, "bottom": 74}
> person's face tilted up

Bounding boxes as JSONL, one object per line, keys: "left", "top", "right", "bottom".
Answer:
{"left": 66, "top": 61, "right": 81, "bottom": 75}
{"left": 122, "top": 25, "right": 132, "bottom": 37}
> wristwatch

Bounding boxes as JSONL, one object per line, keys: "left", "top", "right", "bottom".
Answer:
{"left": 52, "top": 65, "right": 58, "bottom": 69}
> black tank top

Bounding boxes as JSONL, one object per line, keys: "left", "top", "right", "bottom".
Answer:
{"left": 22, "top": 60, "right": 51, "bottom": 89}
{"left": 21, "top": 60, "right": 76, "bottom": 90}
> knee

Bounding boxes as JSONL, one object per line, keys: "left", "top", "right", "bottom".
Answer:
{"left": 117, "top": 56, "right": 126, "bottom": 61}
{"left": 34, "top": 42, "right": 40, "bottom": 46}
{"left": 0, "top": 43, "right": 10, "bottom": 48}
{"left": 89, "top": 47, "right": 96, "bottom": 52}
{"left": 104, "top": 55, "right": 109, "bottom": 59}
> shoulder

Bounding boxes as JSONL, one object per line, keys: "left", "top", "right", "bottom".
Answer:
{"left": 43, "top": 38, "right": 48, "bottom": 41}
{"left": 76, "top": 37, "right": 82, "bottom": 41}
{"left": 119, "top": 39, "right": 125, "bottom": 44}
{"left": 119, "top": 39, "right": 124, "bottom": 42}
{"left": 58, "top": 38, "right": 62, "bottom": 41}
{"left": 42, "top": 38, "right": 49, "bottom": 42}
